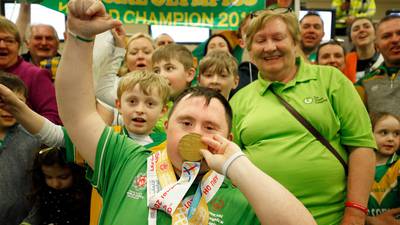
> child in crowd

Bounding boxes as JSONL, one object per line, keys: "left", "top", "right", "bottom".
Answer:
{"left": 112, "top": 70, "right": 169, "bottom": 147}
{"left": 23, "top": 147, "right": 91, "bottom": 225}
{"left": 0, "top": 72, "right": 41, "bottom": 225}
{"left": 198, "top": 50, "right": 239, "bottom": 99}
{"left": 152, "top": 44, "right": 196, "bottom": 100}
{"left": 366, "top": 112, "right": 400, "bottom": 225}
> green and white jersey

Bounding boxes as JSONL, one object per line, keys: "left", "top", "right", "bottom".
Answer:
{"left": 230, "top": 58, "right": 376, "bottom": 225}
{"left": 368, "top": 154, "right": 400, "bottom": 216}
{"left": 66, "top": 126, "right": 260, "bottom": 225}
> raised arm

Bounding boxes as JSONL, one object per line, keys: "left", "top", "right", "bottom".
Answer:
{"left": 0, "top": 83, "right": 65, "bottom": 147}
{"left": 55, "top": 0, "right": 121, "bottom": 167}
{"left": 201, "top": 135, "right": 317, "bottom": 225}
{"left": 16, "top": 2, "right": 30, "bottom": 46}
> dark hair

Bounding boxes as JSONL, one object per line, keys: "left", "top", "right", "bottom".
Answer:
{"left": 316, "top": 39, "right": 346, "bottom": 63}
{"left": 168, "top": 87, "right": 233, "bottom": 131}
{"left": 0, "top": 72, "right": 28, "bottom": 98}
{"left": 369, "top": 112, "right": 400, "bottom": 131}
{"left": 376, "top": 14, "right": 400, "bottom": 32}
{"left": 204, "top": 34, "right": 233, "bottom": 56}
{"left": 30, "top": 147, "right": 89, "bottom": 202}
{"left": 300, "top": 11, "right": 324, "bottom": 27}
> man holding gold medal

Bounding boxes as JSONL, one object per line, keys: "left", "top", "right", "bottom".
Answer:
{"left": 55, "top": 0, "right": 317, "bottom": 224}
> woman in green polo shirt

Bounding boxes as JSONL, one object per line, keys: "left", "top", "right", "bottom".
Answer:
{"left": 230, "top": 9, "right": 376, "bottom": 225}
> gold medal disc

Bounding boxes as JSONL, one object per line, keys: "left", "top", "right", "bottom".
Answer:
{"left": 178, "top": 133, "right": 206, "bottom": 162}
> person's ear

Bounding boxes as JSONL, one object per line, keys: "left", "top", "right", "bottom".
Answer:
{"left": 233, "top": 75, "right": 239, "bottom": 89}
{"left": 228, "top": 133, "right": 234, "bottom": 141}
{"left": 164, "top": 120, "right": 169, "bottom": 130}
{"left": 239, "top": 38, "right": 246, "bottom": 49}
{"left": 115, "top": 99, "right": 122, "bottom": 112}
{"left": 186, "top": 68, "right": 196, "bottom": 83}
{"left": 160, "top": 104, "right": 168, "bottom": 118}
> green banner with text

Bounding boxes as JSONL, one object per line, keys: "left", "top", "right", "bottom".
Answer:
{"left": 39, "top": 0, "right": 265, "bottom": 30}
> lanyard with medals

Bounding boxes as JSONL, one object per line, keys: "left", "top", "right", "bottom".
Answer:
{"left": 146, "top": 134, "right": 224, "bottom": 225}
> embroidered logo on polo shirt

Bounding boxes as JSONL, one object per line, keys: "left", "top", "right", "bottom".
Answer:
{"left": 127, "top": 172, "right": 146, "bottom": 200}
{"left": 304, "top": 97, "right": 313, "bottom": 104}
{"left": 304, "top": 96, "right": 327, "bottom": 104}
{"left": 210, "top": 198, "right": 225, "bottom": 212}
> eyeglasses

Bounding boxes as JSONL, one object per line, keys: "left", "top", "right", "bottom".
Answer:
{"left": 0, "top": 38, "right": 17, "bottom": 46}
{"left": 250, "top": 7, "right": 293, "bottom": 19}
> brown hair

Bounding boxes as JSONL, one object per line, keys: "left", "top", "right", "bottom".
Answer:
{"left": 0, "top": 71, "right": 27, "bottom": 99}
{"left": 151, "top": 44, "right": 194, "bottom": 70}
{"left": 169, "top": 87, "right": 233, "bottom": 132}
{"left": 0, "top": 16, "right": 21, "bottom": 48}
{"left": 370, "top": 112, "right": 400, "bottom": 131}
{"left": 199, "top": 50, "right": 238, "bottom": 78}
{"left": 245, "top": 11, "right": 300, "bottom": 51}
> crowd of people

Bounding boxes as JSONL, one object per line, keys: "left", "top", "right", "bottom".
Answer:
{"left": 0, "top": 0, "right": 399, "bottom": 224}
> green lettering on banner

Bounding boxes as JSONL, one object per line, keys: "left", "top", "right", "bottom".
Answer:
{"left": 39, "top": 0, "right": 264, "bottom": 30}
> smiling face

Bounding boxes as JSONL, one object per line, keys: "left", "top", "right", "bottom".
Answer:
{"left": 350, "top": 18, "right": 375, "bottom": 48}
{"left": 376, "top": 18, "right": 400, "bottom": 67}
{"left": 317, "top": 43, "right": 346, "bottom": 71}
{"left": 300, "top": 15, "right": 324, "bottom": 53}
{"left": 26, "top": 25, "right": 59, "bottom": 63}
{"left": 126, "top": 37, "right": 154, "bottom": 72}
{"left": 153, "top": 59, "right": 195, "bottom": 99}
{"left": 373, "top": 115, "right": 400, "bottom": 158}
{"left": 249, "top": 18, "right": 297, "bottom": 80}
{"left": 0, "top": 31, "right": 19, "bottom": 69}
{"left": 165, "top": 95, "right": 230, "bottom": 175}
{"left": 116, "top": 84, "right": 166, "bottom": 135}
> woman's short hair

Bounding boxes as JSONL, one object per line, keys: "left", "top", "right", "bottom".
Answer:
{"left": 245, "top": 11, "right": 300, "bottom": 51}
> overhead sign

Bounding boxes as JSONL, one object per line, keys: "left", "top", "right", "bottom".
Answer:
{"left": 40, "top": 0, "right": 265, "bottom": 30}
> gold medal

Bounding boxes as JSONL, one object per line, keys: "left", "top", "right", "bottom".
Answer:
{"left": 178, "top": 133, "right": 206, "bottom": 162}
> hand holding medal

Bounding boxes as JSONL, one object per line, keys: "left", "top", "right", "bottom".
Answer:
{"left": 178, "top": 133, "right": 246, "bottom": 178}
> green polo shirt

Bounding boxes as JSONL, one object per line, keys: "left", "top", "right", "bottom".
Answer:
{"left": 66, "top": 126, "right": 260, "bottom": 225}
{"left": 230, "top": 58, "right": 376, "bottom": 225}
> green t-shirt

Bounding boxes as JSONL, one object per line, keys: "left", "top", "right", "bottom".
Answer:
{"left": 230, "top": 58, "right": 376, "bottom": 225}
{"left": 66, "top": 126, "right": 260, "bottom": 225}
{"left": 368, "top": 154, "right": 400, "bottom": 216}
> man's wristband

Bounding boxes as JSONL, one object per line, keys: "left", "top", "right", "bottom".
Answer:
{"left": 345, "top": 201, "right": 368, "bottom": 215}
{"left": 222, "top": 151, "right": 245, "bottom": 177}
{"left": 68, "top": 30, "right": 95, "bottom": 42}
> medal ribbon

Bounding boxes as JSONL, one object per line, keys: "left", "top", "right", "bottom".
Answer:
{"left": 146, "top": 149, "right": 224, "bottom": 225}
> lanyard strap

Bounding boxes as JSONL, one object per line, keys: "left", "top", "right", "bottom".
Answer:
{"left": 271, "top": 89, "right": 348, "bottom": 174}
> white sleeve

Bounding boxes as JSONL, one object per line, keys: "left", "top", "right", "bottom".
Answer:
{"left": 94, "top": 47, "right": 125, "bottom": 107}
{"left": 34, "top": 117, "right": 65, "bottom": 147}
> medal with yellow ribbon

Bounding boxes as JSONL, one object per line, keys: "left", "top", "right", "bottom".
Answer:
{"left": 147, "top": 133, "right": 225, "bottom": 225}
